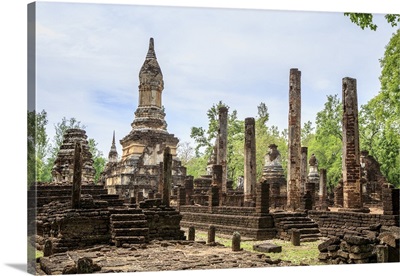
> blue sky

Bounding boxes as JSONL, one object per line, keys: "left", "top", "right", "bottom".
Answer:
{"left": 34, "top": 1, "right": 398, "bottom": 158}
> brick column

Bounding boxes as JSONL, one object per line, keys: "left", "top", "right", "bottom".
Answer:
{"left": 136, "top": 191, "right": 144, "bottom": 204}
{"left": 208, "top": 185, "right": 219, "bottom": 212}
{"left": 244, "top": 117, "right": 256, "bottom": 204}
{"left": 382, "top": 186, "right": 399, "bottom": 215}
{"left": 341, "top": 77, "right": 365, "bottom": 211}
{"left": 305, "top": 181, "right": 316, "bottom": 209}
{"left": 72, "top": 142, "right": 82, "bottom": 209}
{"left": 255, "top": 180, "right": 269, "bottom": 215}
{"left": 300, "top": 147, "right": 308, "bottom": 196}
{"left": 158, "top": 162, "right": 164, "bottom": 194}
{"left": 334, "top": 180, "right": 343, "bottom": 207}
{"left": 318, "top": 169, "right": 329, "bottom": 211}
{"left": 177, "top": 187, "right": 186, "bottom": 211}
{"left": 217, "top": 106, "right": 228, "bottom": 193}
{"left": 162, "top": 147, "right": 172, "bottom": 207}
{"left": 212, "top": 165, "right": 223, "bottom": 189}
{"left": 287, "top": 68, "right": 302, "bottom": 211}
{"left": 184, "top": 176, "right": 194, "bottom": 205}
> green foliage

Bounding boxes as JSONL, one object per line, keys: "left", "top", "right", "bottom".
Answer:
{"left": 190, "top": 101, "right": 245, "bottom": 182}
{"left": 185, "top": 155, "right": 208, "bottom": 179}
{"left": 27, "top": 112, "right": 107, "bottom": 185}
{"left": 359, "top": 29, "right": 400, "bottom": 187}
{"left": 188, "top": 101, "right": 288, "bottom": 184}
{"left": 27, "top": 110, "right": 50, "bottom": 186}
{"left": 378, "top": 29, "right": 400, "bottom": 116}
{"left": 344, "top": 12, "right": 400, "bottom": 31}
{"left": 344, "top": 13, "right": 377, "bottom": 30}
{"left": 307, "top": 95, "right": 343, "bottom": 190}
{"left": 343, "top": 15, "right": 400, "bottom": 186}
{"left": 49, "top": 117, "right": 86, "bottom": 160}
{"left": 88, "top": 138, "right": 106, "bottom": 183}
{"left": 301, "top": 120, "right": 315, "bottom": 147}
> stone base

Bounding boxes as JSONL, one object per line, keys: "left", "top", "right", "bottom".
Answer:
{"left": 253, "top": 243, "right": 282, "bottom": 253}
{"left": 337, "top": 207, "right": 370, "bottom": 213}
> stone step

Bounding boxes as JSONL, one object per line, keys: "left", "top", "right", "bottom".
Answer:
{"left": 112, "top": 228, "right": 149, "bottom": 237}
{"left": 281, "top": 232, "right": 321, "bottom": 240}
{"left": 110, "top": 214, "right": 147, "bottom": 221}
{"left": 114, "top": 236, "right": 147, "bottom": 246}
{"left": 105, "top": 199, "right": 125, "bottom": 207}
{"left": 109, "top": 208, "right": 143, "bottom": 214}
{"left": 272, "top": 212, "right": 306, "bottom": 218}
{"left": 111, "top": 220, "right": 148, "bottom": 228}
{"left": 274, "top": 217, "right": 310, "bottom": 223}
{"left": 99, "top": 194, "right": 120, "bottom": 200}
{"left": 281, "top": 222, "right": 318, "bottom": 229}
{"left": 296, "top": 228, "right": 320, "bottom": 235}
{"left": 301, "top": 236, "right": 322, "bottom": 242}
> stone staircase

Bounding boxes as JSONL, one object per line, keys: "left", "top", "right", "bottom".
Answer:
{"left": 109, "top": 207, "right": 150, "bottom": 247}
{"left": 272, "top": 212, "right": 321, "bottom": 242}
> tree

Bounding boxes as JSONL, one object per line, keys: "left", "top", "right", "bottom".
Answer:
{"left": 308, "top": 95, "right": 343, "bottom": 190}
{"left": 344, "top": 13, "right": 400, "bottom": 31}
{"left": 88, "top": 138, "right": 107, "bottom": 183}
{"left": 301, "top": 120, "right": 315, "bottom": 147}
{"left": 359, "top": 29, "right": 400, "bottom": 186}
{"left": 190, "top": 101, "right": 245, "bottom": 182}
{"left": 27, "top": 110, "right": 50, "bottom": 186}
{"left": 177, "top": 141, "right": 195, "bottom": 166}
{"left": 188, "top": 101, "right": 290, "bottom": 186}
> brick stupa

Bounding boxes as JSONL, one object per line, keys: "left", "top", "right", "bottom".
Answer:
{"left": 102, "top": 38, "right": 186, "bottom": 198}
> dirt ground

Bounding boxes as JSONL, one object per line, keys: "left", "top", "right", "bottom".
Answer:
{"left": 37, "top": 240, "right": 297, "bottom": 274}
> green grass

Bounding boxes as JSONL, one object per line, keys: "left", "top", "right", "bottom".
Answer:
{"left": 36, "top": 250, "right": 44, "bottom": 259}
{"left": 192, "top": 230, "right": 323, "bottom": 266}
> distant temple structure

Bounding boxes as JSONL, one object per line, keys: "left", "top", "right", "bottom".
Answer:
{"left": 101, "top": 38, "right": 186, "bottom": 198}
{"left": 51, "top": 128, "right": 96, "bottom": 184}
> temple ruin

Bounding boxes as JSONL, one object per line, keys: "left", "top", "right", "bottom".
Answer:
{"left": 51, "top": 128, "right": 96, "bottom": 184}
{"left": 29, "top": 38, "right": 400, "bottom": 274}
{"left": 100, "top": 38, "right": 187, "bottom": 199}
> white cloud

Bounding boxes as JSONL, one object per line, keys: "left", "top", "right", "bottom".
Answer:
{"left": 33, "top": 2, "right": 398, "bottom": 156}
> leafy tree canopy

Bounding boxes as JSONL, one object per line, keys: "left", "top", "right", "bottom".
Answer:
{"left": 344, "top": 13, "right": 400, "bottom": 30}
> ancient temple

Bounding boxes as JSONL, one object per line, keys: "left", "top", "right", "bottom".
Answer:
{"left": 360, "top": 150, "right": 387, "bottom": 203}
{"left": 101, "top": 38, "right": 186, "bottom": 198}
{"left": 51, "top": 128, "right": 96, "bottom": 184}
{"left": 262, "top": 144, "right": 287, "bottom": 209}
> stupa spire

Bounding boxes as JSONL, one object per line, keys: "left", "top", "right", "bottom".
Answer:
{"left": 139, "top": 37, "right": 163, "bottom": 87}
{"left": 108, "top": 131, "right": 118, "bottom": 162}
{"left": 146, "top": 37, "right": 156, "bottom": 59}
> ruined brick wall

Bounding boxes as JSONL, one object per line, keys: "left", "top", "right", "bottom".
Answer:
{"left": 189, "top": 193, "right": 244, "bottom": 207}
{"left": 180, "top": 206, "right": 276, "bottom": 239}
{"left": 308, "top": 210, "right": 399, "bottom": 238}
{"left": 143, "top": 206, "right": 185, "bottom": 240}
{"left": 28, "top": 183, "right": 124, "bottom": 208}
{"left": 36, "top": 200, "right": 111, "bottom": 253}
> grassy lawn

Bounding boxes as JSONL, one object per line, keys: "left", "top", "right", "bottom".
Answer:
{"left": 191, "top": 230, "right": 323, "bottom": 266}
